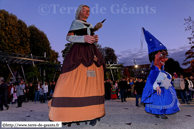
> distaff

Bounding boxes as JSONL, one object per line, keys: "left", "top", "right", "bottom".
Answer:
{"left": 90, "top": 19, "right": 106, "bottom": 62}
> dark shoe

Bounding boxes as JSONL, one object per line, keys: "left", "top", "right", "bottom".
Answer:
{"left": 124, "top": 101, "right": 127, "bottom": 102}
{"left": 6, "top": 105, "right": 9, "bottom": 110}
{"left": 16, "top": 106, "right": 19, "bottom": 108}
{"left": 67, "top": 123, "right": 71, "bottom": 127}
{"left": 136, "top": 105, "right": 140, "bottom": 107}
{"left": 187, "top": 102, "right": 190, "bottom": 104}
{"left": 89, "top": 119, "right": 97, "bottom": 126}
{"left": 161, "top": 115, "right": 168, "bottom": 119}
{"left": 0, "top": 109, "right": 3, "bottom": 111}
{"left": 155, "top": 114, "right": 160, "bottom": 118}
{"left": 180, "top": 102, "right": 185, "bottom": 104}
{"left": 76, "top": 122, "right": 80, "bottom": 125}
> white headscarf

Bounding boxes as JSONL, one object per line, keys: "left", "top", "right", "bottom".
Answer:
{"left": 71, "top": 4, "right": 92, "bottom": 35}
{"left": 75, "top": 4, "right": 85, "bottom": 20}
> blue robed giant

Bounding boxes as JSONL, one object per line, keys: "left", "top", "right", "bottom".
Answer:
{"left": 141, "top": 65, "right": 180, "bottom": 114}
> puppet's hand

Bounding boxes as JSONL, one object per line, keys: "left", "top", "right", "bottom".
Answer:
{"left": 93, "top": 35, "right": 98, "bottom": 42}
{"left": 93, "top": 55, "right": 98, "bottom": 62}
{"left": 156, "top": 86, "right": 161, "bottom": 96}
{"left": 85, "top": 35, "right": 95, "bottom": 44}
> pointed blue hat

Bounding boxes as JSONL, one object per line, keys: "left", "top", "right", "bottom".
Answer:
{"left": 142, "top": 28, "right": 167, "bottom": 54}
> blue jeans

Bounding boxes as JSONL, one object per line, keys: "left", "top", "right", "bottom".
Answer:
{"left": 136, "top": 94, "right": 142, "bottom": 106}
{"left": 44, "top": 93, "right": 47, "bottom": 101}
{"left": 120, "top": 89, "right": 127, "bottom": 102}
{"left": 188, "top": 90, "right": 193, "bottom": 100}
{"left": 34, "top": 91, "right": 39, "bottom": 101}
{"left": 180, "top": 90, "right": 188, "bottom": 103}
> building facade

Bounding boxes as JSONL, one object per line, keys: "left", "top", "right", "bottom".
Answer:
{"left": 125, "top": 64, "right": 151, "bottom": 79}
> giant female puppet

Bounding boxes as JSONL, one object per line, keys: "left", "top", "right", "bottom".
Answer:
{"left": 141, "top": 28, "right": 180, "bottom": 119}
{"left": 48, "top": 4, "right": 105, "bottom": 126}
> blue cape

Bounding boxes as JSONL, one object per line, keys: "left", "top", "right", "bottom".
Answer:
{"left": 141, "top": 65, "right": 160, "bottom": 104}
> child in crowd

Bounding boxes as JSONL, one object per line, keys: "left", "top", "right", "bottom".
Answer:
{"left": 12, "top": 91, "right": 17, "bottom": 104}
{"left": 111, "top": 85, "right": 117, "bottom": 99}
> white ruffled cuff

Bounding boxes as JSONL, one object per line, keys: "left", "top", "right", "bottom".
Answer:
{"left": 66, "top": 35, "right": 85, "bottom": 43}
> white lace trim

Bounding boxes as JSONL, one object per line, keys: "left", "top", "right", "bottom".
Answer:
{"left": 146, "top": 87, "right": 177, "bottom": 109}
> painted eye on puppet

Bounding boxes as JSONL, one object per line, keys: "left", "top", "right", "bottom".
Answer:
{"left": 160, "top": 53, "right": 169, "bottom": 58}
{"left": 83, "top": 8, "right": 90, "bottom": 13}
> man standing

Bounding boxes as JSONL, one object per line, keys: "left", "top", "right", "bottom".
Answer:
{"left": 134, "top": 77, "right": 144, "bottom": 107}
{"left": 104, "top": 79, "right": 112, "bottom": 100}
{"left": 179, "top": 75, "right": 189, "bottom": 104}
{"left": 16, "top": 81, "right": 25, "bottom": 108}
{"left": 0, "top": 80, "right": 9, "bottom": 111}
{"left": 118, "top": 77, "right": 128, "bottom": 102}
{"left": 189, "top": 76, "right": 194, "bottom": 99}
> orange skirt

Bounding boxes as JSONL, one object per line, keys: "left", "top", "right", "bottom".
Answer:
{"left": 48, "top": 63, "right": 105, "bottom": 122}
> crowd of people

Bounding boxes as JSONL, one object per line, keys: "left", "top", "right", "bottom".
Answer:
{"left": 0, "top": 80, "right": 56, "bottom": 111}
{"left": 173, "top": 74, "right": 194, "bottom": 104}
{"left": 0, "top": 73, "right": 194, "bottom": 111}
{"left": 104, "top": 74, "right": 194, "bottom": 107}
{"left": 104, "top": 77, "right": 145, "bottom": 106}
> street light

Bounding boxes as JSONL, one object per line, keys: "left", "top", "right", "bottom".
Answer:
{"left": 134, "top": 60, "right": 138, "bottom": 68}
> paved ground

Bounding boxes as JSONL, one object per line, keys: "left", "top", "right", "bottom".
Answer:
{"left": 0, "top": 98, "right": 194, "bottom": 129}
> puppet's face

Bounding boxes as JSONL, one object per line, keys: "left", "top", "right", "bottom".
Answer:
{"left": 79, "top": 6, "right": 90, "bottom": 20}
{"left": 154, "top": 51, "right": 168, "bottom": 69}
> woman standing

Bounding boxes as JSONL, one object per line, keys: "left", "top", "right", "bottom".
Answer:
{"left": 48, "top": 4, "right": 105, "bottom": 126}
{"left": 43, "top": 82, "right": 48, "bottom": 101}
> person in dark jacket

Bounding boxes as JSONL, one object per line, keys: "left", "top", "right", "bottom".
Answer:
{"left": 0, "top": 80, "right": 9, "bottom": 111}
{"left": 179, "top": 75, "right": 189, "bottom": 104}
{"left": 16, "top": 81, "right": 25, "bottom": 108}
{"left": 28, "top": 83, "right": 34, "bottom": 102}
{"left": 51, "top": 81, "right": 56, "bottom": 93}
{"left": 134, "top": 77, "right": 145, "bottom": 107}
{"left": 104, "top": 79, "right": 112, "bottom": 100}
{"left": 118, "top": 77, "right": 128, "bottom": 102}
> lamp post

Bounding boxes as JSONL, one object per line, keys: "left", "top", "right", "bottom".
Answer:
{"left": 134, "top": 60, "right": 138, "bottom": 78}
{"left": 134, "top": 60, "right": 138, "bottom": 68}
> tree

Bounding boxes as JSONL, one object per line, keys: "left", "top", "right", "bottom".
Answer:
{"left": 50, "top": 49, "right": 59, "bottom": 63}
{"left": 165, "top": 58, "right": 183, "bottom": 76}
{"left": 17, "top": 19, "right": 31, "bottom": 54}
{"left": 0, "top": 10, "right": 31, "bottom": 81}
{"left": 103, "top": 47, "right": 117, "bottom": 64}
{"left": 0, "top": 10, "right": 30, "bottom": 54}
{"left": 182, "top": 16, "right": 194, "bottom": 75}
{"left": 61, "top": 42, "right": 73, "bottom": 59}
{"left": 0, "top": 10, "right": 59, "bottom": 82}
{"left": 28, "top": 25, "right": 51, "bottom": 57}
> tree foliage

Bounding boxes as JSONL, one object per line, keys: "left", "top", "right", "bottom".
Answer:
{"left": 183, "top": 16, "right": 194, "bottom": 75}
{"left": 61, "top": 42, "right": 73, "bottom": 59}
{"left": 0, "top": 10, "right": 30, "bottom": 54}
{"left": 165, "top": 58, "right": 183, "bottom": 76}
{"left": 103, "top": 47, "right": 117, "bottom": 64}
{"left": 28, "top": 25, "right": 51, "bottom": 57}
{"left": 0, "top": 10, "right": 59, "bottom": 82}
